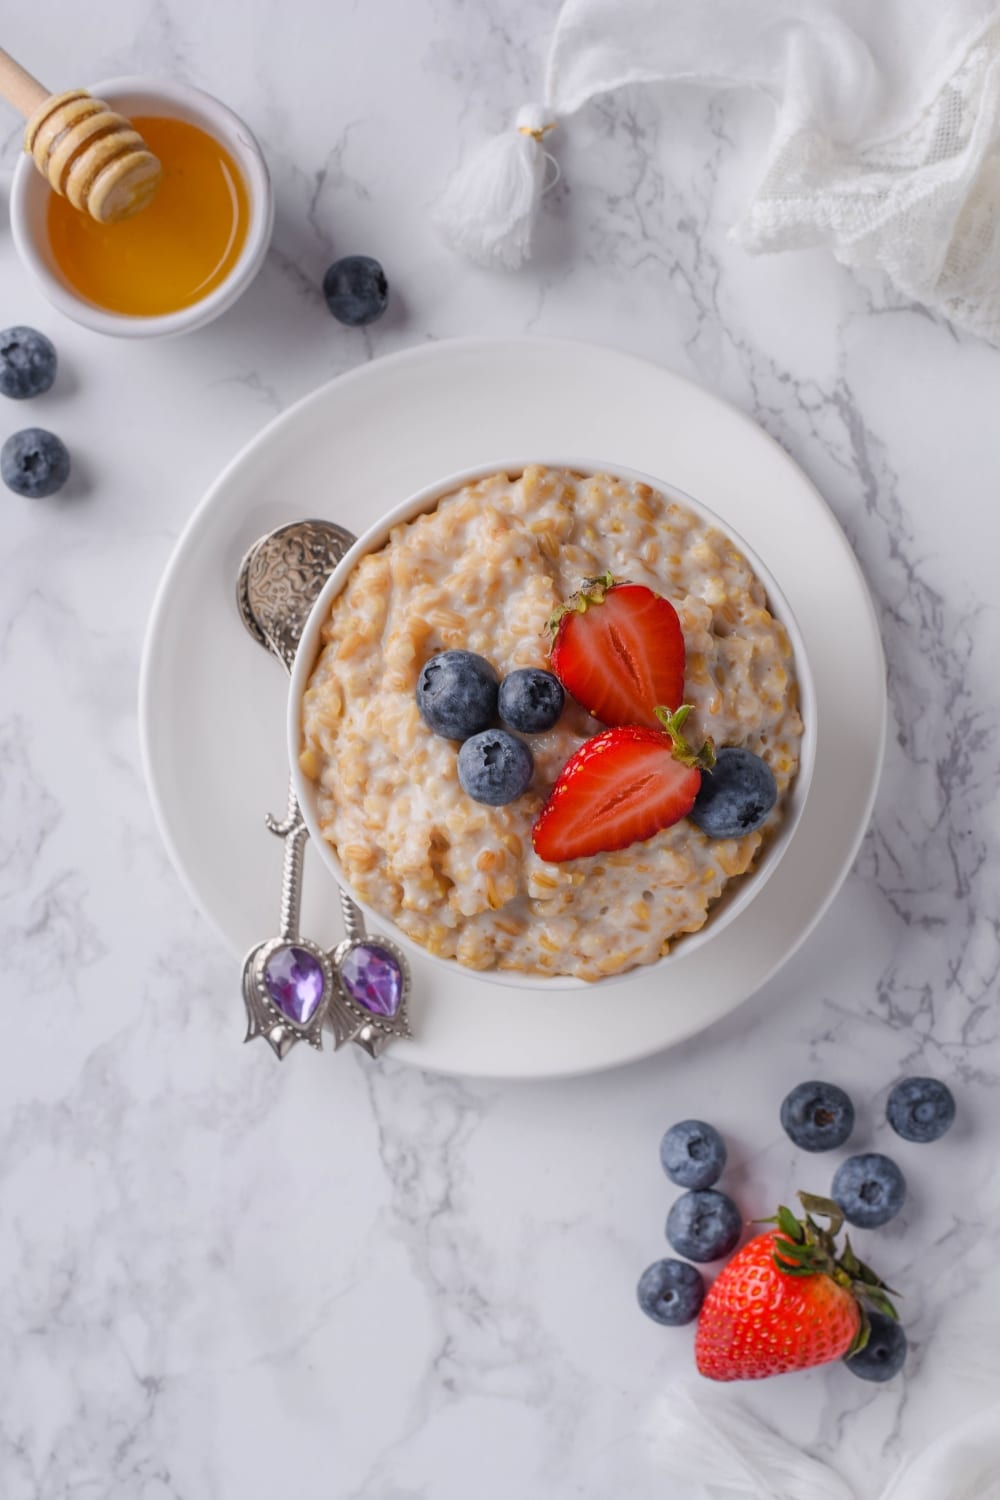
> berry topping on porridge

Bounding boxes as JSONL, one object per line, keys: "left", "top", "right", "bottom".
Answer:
{"left": 299, "top": 465, "right": 804, "bottom": 980}
{"left": 690, "top": 746, "right": 778, "bottom": 838}
{"left": 549, "top": 574, "right": 686, "bottom": 729}
{"left": 458, "top": 729, "right": 534, "bottom": 806}
{"left": 532, "top": 707, "right": 714, "bottom": 862}
{"left": 498, "top": 667, "right": 565, "bottom": 733}
{"left": 416, "top": 649, "right": 499, "bottom": 740}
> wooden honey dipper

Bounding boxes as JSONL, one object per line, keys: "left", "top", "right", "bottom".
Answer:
{"left": 0, "top": 48, "right": 162, "bottom": 222}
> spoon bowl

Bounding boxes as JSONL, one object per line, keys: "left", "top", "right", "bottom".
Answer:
{"left": 242, "top": 519, "right": 357, "bottom": 672}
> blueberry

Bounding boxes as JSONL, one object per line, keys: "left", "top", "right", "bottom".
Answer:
{"left": 416, "top": 651, "right": 499, "bottom": 740}
{"left": 780, "top": 1080, "right": 855, "bottom": 1153}
{"left": 689, "top": 746, "right": 778, "bottom": 839}
{"left": 637, "top": 1258, "right": 705, "bottom": 1326}
{"left": 832, "top": 1153, "right": 906, "bottom": 1229}
{"left": 457, "top": 729, "right": 533, "bottom": 806}
{"left": 322, "top": 255, "right": 389, "bottom": 326}
{"left": 659, "top": 1119, "right": 727, "bottom": 1190}
{"left": 666, "top": 1189, "right": 742, "bottom": 1262}
{"left": 0, "top": 326, "right": 57, "bottom": 400}
{"left": 845, "top": 1311, "right": 908, "bottom": 1382}
{"left": 1, "top": 428, "right": 70, "bottom": 498}
{"left": 498, "top": 668, "right": 565, "bottom": 733}
{"left": 887, "top": 1077, "right": 955, "bottom": 1144}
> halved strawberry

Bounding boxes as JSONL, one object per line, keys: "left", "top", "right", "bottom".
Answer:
{"left": 549, "top": 574, "right": 685, "bottom": 730}
{"left": 695, "top": 1193, "right": 899, "bottom": 1382}
{"left": 532, "top": 706, "right": 714, "bottom": 862}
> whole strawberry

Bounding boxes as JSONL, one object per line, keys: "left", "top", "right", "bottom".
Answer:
{"left": 695, "top": 1193, "right": 897, "bottom": 1382}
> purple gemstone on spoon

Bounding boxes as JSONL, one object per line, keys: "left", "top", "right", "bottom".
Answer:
{"left": 340, "top": 944, "right": 403, "bottom": 1017}
{"left": 263, "top": 945, "right": 325, "bottom": 1025}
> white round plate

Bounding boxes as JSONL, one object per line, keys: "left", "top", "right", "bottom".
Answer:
{"left": 139, "top": 337, "right": 885, "bottom": 1080}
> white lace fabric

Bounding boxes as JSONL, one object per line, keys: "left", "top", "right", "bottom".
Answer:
{"left": 737, "top": 18, "right": 1000, "bottom": 340}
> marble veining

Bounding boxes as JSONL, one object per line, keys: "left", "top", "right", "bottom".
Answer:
{"left": 1, "top": 3, "right": 999, "bottom": 1497}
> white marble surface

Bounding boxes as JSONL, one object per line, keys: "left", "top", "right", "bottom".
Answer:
{"left": 2, "top": 3, "right": 999, "bottom": 1497}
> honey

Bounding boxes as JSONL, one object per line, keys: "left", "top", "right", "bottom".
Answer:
{"left": 47, "top": 115, "right": 250, "bottom": 317}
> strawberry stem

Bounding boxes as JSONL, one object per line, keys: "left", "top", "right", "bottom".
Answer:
{"left": 654, "top": 705, "right": 716, "bottom": 771}
{"left": 546, "top": 572, "right": 618, "bottom": 635}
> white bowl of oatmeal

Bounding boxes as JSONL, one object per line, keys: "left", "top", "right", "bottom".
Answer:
{"left": 289, "top": 462, "right": 815, "bottom": 988}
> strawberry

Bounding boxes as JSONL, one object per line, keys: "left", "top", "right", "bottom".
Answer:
{"left": 532, "top": 706, "right": 714, "bottom": 862}
{"left": 548, "top": 574, "right": 685, "bottom": 730}
{"left": 695, "top": 1193, "right": 899, "bottom": 1382}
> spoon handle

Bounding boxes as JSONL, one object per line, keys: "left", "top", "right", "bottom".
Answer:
{"left": 266, "top": 778, "right": 368, "bottom": 946}
{"left": 340, "top": 887, "right": 365, "bottom": 943}
{"left": 265, "top": 778, "right": 307, "bottom": 941}
{"left": 261, "top": 779, "right": 399, "bottom": 1056}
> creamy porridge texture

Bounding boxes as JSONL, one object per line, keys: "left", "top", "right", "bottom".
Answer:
{"left": 299, "top": 466, "right": 803, "bottom": 980}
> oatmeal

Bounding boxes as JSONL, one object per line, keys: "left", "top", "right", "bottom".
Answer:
{"left": 299, "top": 466, "right": 803, "bottom": 981}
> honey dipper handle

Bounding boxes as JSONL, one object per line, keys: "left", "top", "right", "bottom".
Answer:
{"left": 0, "top": 47, "right": 49, "bottom": 118}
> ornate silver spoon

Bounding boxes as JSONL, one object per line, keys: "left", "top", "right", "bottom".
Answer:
{"left": 236, "top": 519, "right": 412, "bottom": 1060}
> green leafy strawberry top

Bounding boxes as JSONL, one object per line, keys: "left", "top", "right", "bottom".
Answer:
{"left": 763, "top": 1191, "right": 899, "bottom": 1354}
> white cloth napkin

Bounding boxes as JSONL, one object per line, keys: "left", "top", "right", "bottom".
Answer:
{"left": 437, "top": 0, "right": 1000, "bottom": 342}
{"left": 647, "top": 1383, "right": 1000, "bottom": 1500}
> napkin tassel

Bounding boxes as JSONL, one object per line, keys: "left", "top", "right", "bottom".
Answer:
{"left": 435, "top": 103, "right": 557, "bottom": 270}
